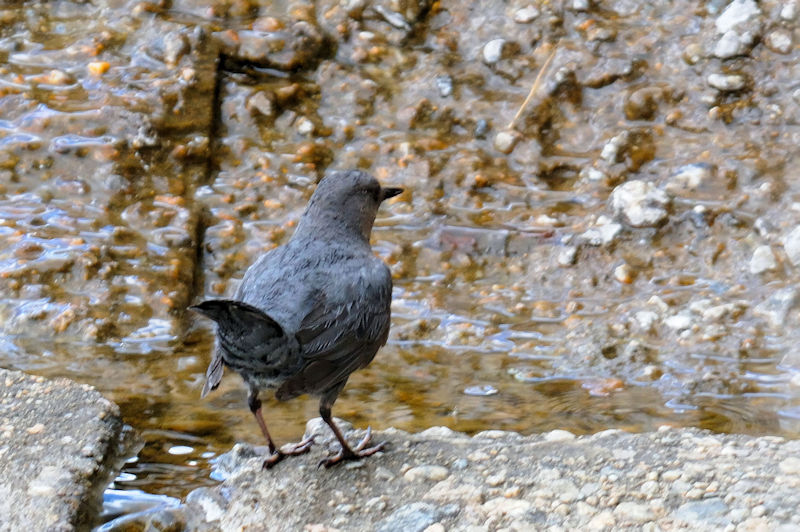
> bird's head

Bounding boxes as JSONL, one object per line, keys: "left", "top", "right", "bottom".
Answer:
{"left": 296, "top": 170, "right": 403, "bottom": 241}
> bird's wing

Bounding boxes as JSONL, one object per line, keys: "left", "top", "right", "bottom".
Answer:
{"left": 275, "top": 262, "right": 392, "bottom": 401}
{"left": 190, "top": 299, "right": 287, "bottom": 395}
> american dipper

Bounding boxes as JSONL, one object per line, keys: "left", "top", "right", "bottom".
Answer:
{"left": 191, "top": 170, "right": 402, "bottom": 468}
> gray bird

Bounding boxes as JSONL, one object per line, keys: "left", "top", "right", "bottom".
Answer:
{"left": 191, "top": 170, "right": 402, "bottom": 468}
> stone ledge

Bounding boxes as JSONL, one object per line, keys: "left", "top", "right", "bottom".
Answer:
{"left": 0, "top": 369, "right": 124, "bottom": 532}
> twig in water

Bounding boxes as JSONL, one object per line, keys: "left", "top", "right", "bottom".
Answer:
{"left": 507, "top": 43, "right": 559, "bottom": 131}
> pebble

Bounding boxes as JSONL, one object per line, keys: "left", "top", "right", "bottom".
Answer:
{"left": 614, "top": 263, "right": 634, "bottom": 284}
{"left": 779, "top": 457, "right": 800, "bottom": 474}
{"left": 765, "top": 29, "right": 793, "bottom": 54}
{"left": 716, "top": 29, "right": 753, "bottom": 59}
{"left": 493, "top": 130, "right": 520, "bottom": 154}
{"left": 782, "top": 227, "right": 800, "bottom": 266}
{"left": 614, "top": 501, "right": 655, "bottom": 523}
{"left": 513, "top": 6, "right": 540, "bottom": 23}
{"left": 635, "top": 311, "right": 659, "bottom": 332}
{"left": 781, "top": 1, "right": 797, "bottom": 20}
{"left": 749, "top": 245, "right": 777, "bottom": 274}
{"left": 557, "top": 245, "right": 577, "bottom": 266}
{"left": 610, "top": 180, "right": 670, "bottom": 228}
{"left": 665, "top": 313, "right": 693, "bottom": 331}
{"left": 544, "top": 430, "right": 576, "bottom": 442}
{"left": 580, "top": 218, "right": 622, "bottom": 246}
{"left": 483, "top": 39, "right": 506, "bottom": 64}
{"left": 587, "top": 510, "right": 616, "bottom": 530}
{"left": 707, "top": 73, "right": 746, "bottom": 92}
{"left": 753, "top": 288, "right": 798, "bottom": 328}
{"left": 666, "top": 163, "right": 713, "bottom": 193}
{"left": 715, "top": 0, "right": 760, "bottom": 33}
{"left": 376, "top": 503, "right": 441, "bottom": 532}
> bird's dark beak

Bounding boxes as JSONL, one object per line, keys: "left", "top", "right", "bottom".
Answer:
{"left": 380, "top": 187, "right": 403, "bottom": 201}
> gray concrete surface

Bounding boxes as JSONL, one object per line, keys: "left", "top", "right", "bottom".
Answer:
{"left": 105, "top": 419, "right": 800, "bottom": 531}
{"left": 0, "top": 369, "right": 124, "bottom": 532}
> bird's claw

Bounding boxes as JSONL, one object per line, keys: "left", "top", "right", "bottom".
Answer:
{"left": 261, "top": 436, "right": 315, "bottom": 469}
{"left": 317, "top": 426, "right": 386, "bottom": 468}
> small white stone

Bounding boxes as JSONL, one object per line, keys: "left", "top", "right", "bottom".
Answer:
{"left": 715, "top": 0, "right": 760, "bottom": 33}
{"left": 544, "top": 429, "right": 576, "bottom": 442}
{"left": 749, "top": 245, "right": 777, "bottom": 274}
{"left": 297, "top": 117, "right": 314, "bottom": 135}
{"left": 493, "top": 130, "right": 519, "bottom": 154}
{"left": 765, "top": 29, "right": 793, "bottom": 54}
{"left": 611, "top": 180, "right": 670, "bottom": 227}
{"left": 635, "top": 311, "right": 658, "bottom": 331}
{"left": 781, "top": 1, "right": 797, "bottom": 20}
{"left": 587, "top": 510, "right": 616, "bottom": 530}
{"left": 557, "top": 245, "right": 577, "bottom": 266}
{"left": 665, "top": 313, "right": 693, "bottom": 331}
{"left": 714, "top": 30, "right": 747, "bottom": 59}
{"left": 614, "top": 501, "right": 655, "bottom": 523}
{"left": 707, "top": 73, "right": 746, "bottom": 92}
{"left": 483, "top": 39, "right": 506, "bottom": 64}
{"left": 782, "top": 227, "right": 800, "bottom": 266}
{"left": 404, "top": 465, "right": 450, "bottom": 482}
{"left": 513, "top": 6, "right": 540, "bottom": 23}
{"left": 779, "top": 456, "right": 800, "bottom": 474}
{"left": 667, "top": 163, "right": 712, "bottom": 193}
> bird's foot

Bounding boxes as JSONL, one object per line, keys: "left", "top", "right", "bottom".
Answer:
{"left": 261, "top": 436, "right": 315, "bottom": 469}
{"left": 318, "top": 426, "right": 386, "bottom": 468}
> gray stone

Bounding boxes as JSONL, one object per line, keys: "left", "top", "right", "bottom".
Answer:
{"left": 674, "top": 498, "right": 729, "bottom": 525}
{"left": 376, "top": 502, "right": 442, "bottom": 532}
{"left": 753, "top": 288, "right": 798, "bottom": 328}
{"left": 0, "top": 369, "right": 123, "bottom": 531}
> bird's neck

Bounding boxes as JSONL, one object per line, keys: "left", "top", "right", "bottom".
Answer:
{"left": 294, "top": 208, "right": 374, "bottom": 245}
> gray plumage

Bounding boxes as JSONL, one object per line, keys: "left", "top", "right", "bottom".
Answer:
{"left": 191, "top": 169, "right": 402, "bottom": 467}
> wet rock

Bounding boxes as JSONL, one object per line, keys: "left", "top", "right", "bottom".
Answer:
{"left": 753, "top": 288, "right": 798, "bottom": 328}
{"left": 715, "top": 0, "right": 760, "bottom": 33}
{"left": 494, "top": 130, "right": 520, "bottom": 153}
{"left": 483, "top": 38, "right": 507, "bottom": 64}
{"left": 513, "top": 6, "right": 540, "bottom": 23}
{"left": 765, "top": 29, "right": 793, "bottom": 54}
{"left": 599, "top": 130, "right": 655, "bottom": 170}
{"left": 666, "top": 163, "right": 713, "bottom": 194}
{"left": 214, "top": 20, "right": 324, "bottom": 70}
{"left": 580, "top": 217, "right": 623, "bottom": 246}
{"left": 707, "top": 73, "right": 747, "bottom": 92}
{"left": 781, "top": 1, "right": 798, "bottom": 20}
{"left": 611, "top": 180, "right": 670, "bottom": 228}
{"left": 712, "top": 0, "right": 762, "bottom": 59}
{"left": 624, "top": 86, "right": 663, "bottom": 121}
{"left": 749, "top": 245, "right": 777, "bottom": 274}
{"left": 557, "top": 245, "right": 578, "bottom": 266}
{"left": 782, "top": 227, "right": 800, "bottom": 266}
